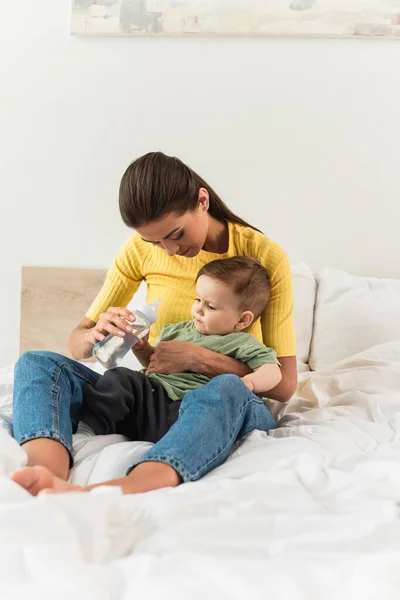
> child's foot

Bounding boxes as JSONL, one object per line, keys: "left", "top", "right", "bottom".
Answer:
{"left": 10, "top": 466, "right": 83, "bottom": 496}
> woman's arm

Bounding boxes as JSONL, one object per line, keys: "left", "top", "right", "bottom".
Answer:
{"left": 68, "top": 307, "right": 138, "bottom": 361}
{"left": 144, "top": 343, "right": 296, "bottom": 401}
{"left": 68, "top": 318, "right": 97, "bottom": 360}
{"left": 253, "top": 245, "right": 297, "bottom": 402}
{"left": 191, "top": 345, "right": 253, "bottom": 378}
{"left": 185, "top": 346, "right": 297, "bottom": 402}
{"left": 263, "top": 356, "right": 297, "bottom": 402}
{"left": 145, "top": 341, "right": 252, "bottom": 378}
{"left": 68, "top": 237, "right": 144, "bottom": 361}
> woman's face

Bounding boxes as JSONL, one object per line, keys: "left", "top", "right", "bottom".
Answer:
{"left": 135, "top": 190, "right": 210, "bottom": 258}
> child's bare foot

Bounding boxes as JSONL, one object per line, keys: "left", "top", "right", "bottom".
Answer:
{"left": 10, "top": 466, "right": 83, "bottom": 496}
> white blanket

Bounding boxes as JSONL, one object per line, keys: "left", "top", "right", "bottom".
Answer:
{"left": 1, "top": 343, "right": 400, "bottom": 599}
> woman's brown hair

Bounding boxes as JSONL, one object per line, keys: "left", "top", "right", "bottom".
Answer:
{"left": 119, "top": 152, "right": 260, "bottom": 231}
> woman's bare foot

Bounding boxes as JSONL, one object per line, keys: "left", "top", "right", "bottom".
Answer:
{"left": 10, "top": 466, "right": 83, "bottom": 496}
{"left": 11, "top": 462, "right": 182, "bottom": 497}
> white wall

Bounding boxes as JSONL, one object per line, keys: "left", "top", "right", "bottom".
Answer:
{"left": 1, "top": 0, "right": 400, "bottom": 366}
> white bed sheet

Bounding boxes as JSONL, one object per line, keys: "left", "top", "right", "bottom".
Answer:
{"left": 1, "top": 342, "right": 400, "bottom": 599}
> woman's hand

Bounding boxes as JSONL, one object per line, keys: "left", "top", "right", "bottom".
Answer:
{"left": 145, "top": 341, "right": 199, "bottom": 375}
{"left": 85, "top": 306, "right": 136, "bottom": 346}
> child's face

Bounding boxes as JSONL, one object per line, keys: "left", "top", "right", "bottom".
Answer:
{"left": 191, "top": 275, "right": 253, "bottom": 336}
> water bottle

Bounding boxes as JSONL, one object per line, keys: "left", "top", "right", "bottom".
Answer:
{"left": 92, "top": 299, "right": 161, "bottom": 369}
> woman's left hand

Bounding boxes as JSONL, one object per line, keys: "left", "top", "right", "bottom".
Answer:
{"left": 145, "top": 341, "right": 199, "bottom": 375}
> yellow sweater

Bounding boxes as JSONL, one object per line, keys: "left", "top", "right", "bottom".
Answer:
{"left": 86, "top": 221, "right": 296, "bottom": 357}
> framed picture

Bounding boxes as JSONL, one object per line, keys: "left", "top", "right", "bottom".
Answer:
{"left": 71, "top": 1, "right": 400, "bottom": 38}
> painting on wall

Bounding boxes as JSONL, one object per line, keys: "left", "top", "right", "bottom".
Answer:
{"left": 71, "top": 1, "right": 400, "bottom": 38}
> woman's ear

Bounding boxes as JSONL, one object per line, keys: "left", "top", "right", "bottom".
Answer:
{"left": 198, "top": 188, "right": 209, "bottom": 212}
{"left": 235, "top": 311, "right": 254, "bottom": 331}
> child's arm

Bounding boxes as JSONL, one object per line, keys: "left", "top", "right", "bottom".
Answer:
{"left": 241, "top": 364, "right": 282, "bottom": 396}
{"left": 132, "top": 335, "right": 155, "bottom": 368}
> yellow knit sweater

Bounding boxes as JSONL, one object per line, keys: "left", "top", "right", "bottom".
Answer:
{"left": 86, "top": 221, "right": 296, "bottom": 357}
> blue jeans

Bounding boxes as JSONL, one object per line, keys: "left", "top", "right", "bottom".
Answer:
{"left": 13, "top": 351, "right": 101, "bottom": 457}
{"left": 13, "top": 352, "right": 277, "bottom": 481}
{"left": 133, "top": 374, "right": 277, "bottom": 481}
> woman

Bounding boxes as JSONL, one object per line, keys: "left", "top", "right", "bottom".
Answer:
{"left": 12, "top": 152, "right": 297, "bottom": 494}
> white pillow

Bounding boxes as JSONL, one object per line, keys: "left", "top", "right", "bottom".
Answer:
{"left": 309, "top": 268, "right": 400, "bottom": 370}
{"left": 291, "top": 263, "right": 316, "bottom": 367}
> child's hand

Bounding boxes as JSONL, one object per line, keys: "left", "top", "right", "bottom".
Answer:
{"left": 241, "top": 377, "right": 254, "bottom": 392}
{"left": 132, "top": 333, "right": 150, "bottom": 353}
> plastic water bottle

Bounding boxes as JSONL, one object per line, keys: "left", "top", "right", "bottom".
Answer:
{"left": 92, "top": 299, "right": 161, "bottom": 369}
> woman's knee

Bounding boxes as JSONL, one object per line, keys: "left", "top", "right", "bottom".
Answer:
{"left": 181, "top": 374, "right": 248, "bottom": 412}
{"left": 15, "top": 351, "right": 60, "bottom": 375}
{"left": 207, "top": 374, "right": 247, "bottom": 396}
{"left": 15, "top": 351, "right": 46, "bottom": 373}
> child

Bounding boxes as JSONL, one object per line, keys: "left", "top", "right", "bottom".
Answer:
{"left": 11, "top": 257, "right": 282, "bottom": 496}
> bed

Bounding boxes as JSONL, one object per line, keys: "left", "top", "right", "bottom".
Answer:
{"left": 1, "top": 265, "right": 400, "bottom": 599}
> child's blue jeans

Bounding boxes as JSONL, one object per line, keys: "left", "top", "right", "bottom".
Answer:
{"left": 13, "top": 351, "right": 277, "bottom": 482}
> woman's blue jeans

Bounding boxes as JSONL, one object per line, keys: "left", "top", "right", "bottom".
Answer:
{"left": 13, "top": 351, "right": 277, "bottom": 482}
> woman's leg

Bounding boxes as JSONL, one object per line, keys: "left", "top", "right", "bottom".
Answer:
{"left": 13, "top": 351, "right": 101, "bottom": 479}
{"left": 12, "top": 374, "right": 276, "bottom": 494}
{"left": 132, "top": 373, "right": 277, "bottom": 483}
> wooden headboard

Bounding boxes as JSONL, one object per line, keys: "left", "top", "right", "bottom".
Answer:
{"left": 20, "top": 267, "right": 107, "bottom": 358}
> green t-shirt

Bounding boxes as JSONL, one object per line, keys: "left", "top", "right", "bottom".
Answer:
{"left": 148, "top": 321, "right": 279, "bottom": 401}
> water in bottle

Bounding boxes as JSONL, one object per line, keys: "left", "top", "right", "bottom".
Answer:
{"left": 93, "top": 299, "right": 161, "bottom": 369}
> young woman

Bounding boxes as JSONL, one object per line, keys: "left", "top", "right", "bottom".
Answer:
{"left": 11, "top": 152, "right": 297, "bottom": 493}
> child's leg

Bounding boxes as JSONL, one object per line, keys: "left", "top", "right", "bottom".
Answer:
{"left": 12, "top": 375, "right": 276, "bottom": 494}
{"left": 80, "top": 367, "right": 177, "bottom": 442}
{"left": 13, "top": 351, "right": 101, "bottom": 479}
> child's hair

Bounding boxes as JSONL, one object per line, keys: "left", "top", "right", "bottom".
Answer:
{"left": 119, "top": 151, "right": 261, "bottom": 231}
{"left": 196, "top": 257, "right": 271, "bottom": 319}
